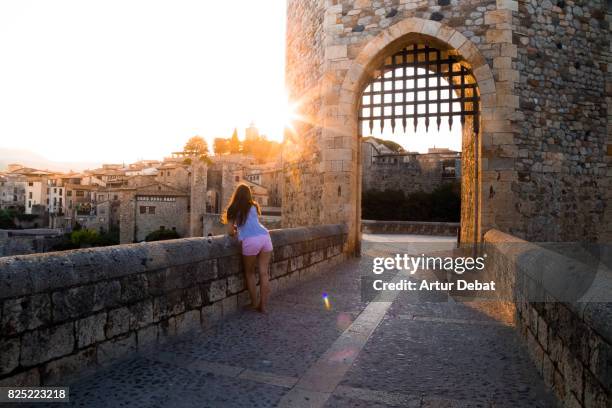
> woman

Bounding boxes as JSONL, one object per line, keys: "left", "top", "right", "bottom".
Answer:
{"left": 222, "top": 184, "right": 273, "bottom": 313}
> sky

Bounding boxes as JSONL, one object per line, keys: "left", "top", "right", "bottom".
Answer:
{"left": 0, "top": 0, "right": 460, "bottom": 167}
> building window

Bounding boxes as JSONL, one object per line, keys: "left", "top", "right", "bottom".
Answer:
{"left": 67, "top": 191, "right": 72, "bottom": 197}
{"left": 140, "top": 206, "right": 147, "bottom": 214}
{"left": 148, "top": 206, "right": 155, "bottom": 214}
{"left": 28, "top": 182, "right": 33, "bottom": 186}
{"left": 76, "top": 191, "right": 84, "bottom": 197}
{"left": 59, "top": 189, "right": 62, "bottom": 195}
{"left": 28, "top": 201, "right": 31, "bottom": 208}
{"left": 28, "top": 192, "right": 32, "bottom": 199}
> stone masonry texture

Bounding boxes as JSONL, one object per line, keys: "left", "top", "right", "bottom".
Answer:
{"left": 0, "top": 224, "right": 348, "bottom": 386}
{"left": 283, "top": 0, "right": 611, "bottom": 249}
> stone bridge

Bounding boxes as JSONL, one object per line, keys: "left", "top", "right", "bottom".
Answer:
{"left": 0, "top": 226, "right": 610, "bottom": 407}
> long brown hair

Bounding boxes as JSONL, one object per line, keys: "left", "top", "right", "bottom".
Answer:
{"left": 222, "top": 183, "right": 260, "bottom": 226}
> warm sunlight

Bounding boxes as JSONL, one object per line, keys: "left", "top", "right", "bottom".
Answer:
{"left": 0, "top": 0, "right": 287, "bottom": 166}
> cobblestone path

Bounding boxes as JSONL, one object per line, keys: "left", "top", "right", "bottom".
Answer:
{"left": 36, "top": 235, "right": 557, "bottom": 408}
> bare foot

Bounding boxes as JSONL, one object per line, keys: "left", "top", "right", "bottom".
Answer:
{"left": 256, "top": 305, "right": 268, "bottom": 314}
{"left": 243, "top": 303, "right": 259, "bottom": 312}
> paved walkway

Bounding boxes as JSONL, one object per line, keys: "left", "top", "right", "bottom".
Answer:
{"left": 38, "top": 235, "right": 557, "bottom": 407}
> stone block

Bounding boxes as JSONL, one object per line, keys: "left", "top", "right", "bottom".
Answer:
{"left": 105, "top": 307, "right": 131, "bottom": 338}
{"left": 97, "top": 333, "right": 136, "bottom": 366}
{"left": 589, "top": 334, "right": 612, "bottom": 389}
{"left": 153, "top": 291, "right": 186, "bottom": 321}
{"left": 0, "top": 337, "right": 20, "bottom": 376}
{"left": 1, "top": 294, "right": 51, "bottom": 335}
{"left": 486, "top": 29, "right": 512, "bottom": 44}
{"left": 202, "top": 302, "right": 223, "bottom": 329}
{"left": 218, "top": 256, "right": 241, "bottom": 278}
{"left": 21, "top": 322, "right": 74, "bottom": 367}
{"left": 120, "top": 273, "right": 148, "bottom": 303}
{"left": 584, "top": 370, "right": 608, "bottom": 408}
{"left": 76, "top": 312, "right": 106, "bottom": 348}
{"left": 203, "top": 280, "right": 227, "bottom": 303}
{"left": 270, "top": 259, "right": 289, "bottom": 279}
{"left": 448, "top": 31, "right": 467, "bottom": 50}
{"left": 93, "top": 280, "right": 121, "bottom": 311}
{"left": 496, "top": 0, "right": 518, "bottom": 11}
{"left": 52, "top": 285, "right": 95, "bottom": 322}
{"left": 227, "top": 274, "right": 245, "bottom": 295}
{"left": 325, "top": 45, "right": 347, "bottom": 61}
{"left": 485, "top": 9, "right": 511, "bottom": 25}
{"left": 195, "top": 259, "right": 218, "bottom": 282}
{"left": 42, "top": 347, "right": 96, "bottom": 385}
{"left": 175, "top": 310, "right": 201, "bottom": 336}
{"left": 128, "top": 300, "right": 154, "bottom": 330}
{"left": 184, "top": 285, "right": 203, "bottom": 309}
{"left": 560, "top": 347, "right": 584, "bottom": 401}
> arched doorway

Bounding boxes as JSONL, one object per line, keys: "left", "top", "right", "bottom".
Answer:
{"left": 357, "top": 41, "right": 479, "bottom": 246}
{"left": 336, "top": 21, "right": 498, "bottom": 254}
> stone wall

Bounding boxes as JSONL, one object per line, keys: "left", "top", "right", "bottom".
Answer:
{"left": 484, "top": 229, "right": 611, "bottom": 407}
{"left": 0, "top": 224, "right": 347, "bottom": 386}
{"left": 284, "top": 0, "right": 521, "bottom": 252}
{"left": 133, "top": 197, "right": 190, "bottom": 242}
{"left": 361, "top": 148, "right": 460, "bottom": 195}
{"left": 361, "top": 219, "right": 459, "bottom": 236}
{"left": 284, "top": 0, "right": 611, "bottom": 249}
{"left": 0, "top": 230, "right": 64, "bottom": 257}
{"left": 513, "top": 0, "right": 611, "bottom": 241}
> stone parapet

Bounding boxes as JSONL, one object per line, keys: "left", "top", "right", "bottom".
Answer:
{"left": 0, "top": 224, "right": 348, "bottom": 386}
{"left": 484, "top": 229, "right": 611, "bottom": 407}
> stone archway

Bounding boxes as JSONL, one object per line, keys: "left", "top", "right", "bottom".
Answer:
{"left": 331, "top": 18, "right": 501, "bottom": 253}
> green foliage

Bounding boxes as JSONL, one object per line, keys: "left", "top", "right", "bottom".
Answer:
{"left": 145, "top": 228, "right": 180, "bottom": 242}
{"left": 51, "top": 227, "right": 120, "bottom": 251}
{"left": 0, "top": 209, "right": 17, "bottom": 229}
{"left": 15, "top": 213, "right": 38, "bottom": 222}
{"left": 70, "top": 229, "right": 100, "bottom": 247}
{"left": 228, "top": 129, "right": 241, "bottom": 154}
{"left": 362, "top": 182, "right": 460, "bottom": 222}
{"left": 183, "top": 135, "right": 209, "bottom": 155}
{"left": 214, "top": 138, "right": 229, "bottom": 155}
{"left": 214, "top": 133, "right": 281, "bottom": 164}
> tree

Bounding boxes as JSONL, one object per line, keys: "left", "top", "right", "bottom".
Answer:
{"left": 214, "top": 138, "right": 229, "bottom": 155}
{"left": 145, "top": 228, "right": 180, "bottom": 242}
{"left": 184, "top": 136, "right": 209, "bottom": 156}
{"left": 228, "top": 129, "right": 241, "bottom": 154}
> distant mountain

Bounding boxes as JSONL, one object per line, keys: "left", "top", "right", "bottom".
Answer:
{"left": 0, "top": 148, "right": 101, "bottom": 173}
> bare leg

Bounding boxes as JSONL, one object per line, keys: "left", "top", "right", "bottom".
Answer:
{"left": 257, "top": 251, "right": 272, "bottom": 313}
{"left": 243, "top": 255, "right": 259, "bottom": 308}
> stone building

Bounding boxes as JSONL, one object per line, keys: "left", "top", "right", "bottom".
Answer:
{"left": 362, "top": 140, "right": 460, "bottom": 194}
{"left": 118, "top": 183, "right": 189, "bottom": 243}
{"left": 284, "top": 0, "right": 611, "bottom": 251}
{"left": 0, "top": 173, "right": 26, "bottom": 210}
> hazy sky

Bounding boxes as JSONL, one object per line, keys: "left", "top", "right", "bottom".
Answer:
{"left": 0, "top": 0, "right": 288, "bottom": 164}
{"left": 0, "top": 1, "right": 460, "bottom": 166}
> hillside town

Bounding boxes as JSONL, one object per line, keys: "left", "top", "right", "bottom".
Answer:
{"left": 0, "top": 124, "right": 283, "bottom": 248}
{"left": 1, "top": 127, "right": 462, "bottom": 256}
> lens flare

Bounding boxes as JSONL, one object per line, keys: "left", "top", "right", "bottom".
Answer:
{"left": 322, "top": 293, "right": 331, "bottom": 310}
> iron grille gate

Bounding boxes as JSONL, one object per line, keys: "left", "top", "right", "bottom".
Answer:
{"left": 359, "top": 43, "right": 480, "bottom": 135}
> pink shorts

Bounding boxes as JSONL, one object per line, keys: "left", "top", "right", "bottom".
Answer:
{"left": 241, "top": 234, "right": 273, "bottom": 256}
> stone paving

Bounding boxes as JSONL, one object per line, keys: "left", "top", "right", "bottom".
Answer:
{"left": 31, "top": 234, "right": 558, "bottom": 408}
